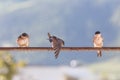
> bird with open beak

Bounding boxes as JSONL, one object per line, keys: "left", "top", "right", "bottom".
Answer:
{"left": 48, "top": 33, "right": 64, "bottom": 59}
{"left": 17, "top": 33, "right": 29, "bottom": 47}
{"left": 93, "top": 31, "right": 103, "bottom": 57}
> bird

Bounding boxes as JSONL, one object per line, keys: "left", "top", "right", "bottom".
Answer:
{"left": 17, "top": 33, "right": 29, "bottom": 47}
{"left": 48, "top": 33, "right": 64, "bottom": 59}
{"left": 93, "top": 31, "right": 103, "bottom": 57}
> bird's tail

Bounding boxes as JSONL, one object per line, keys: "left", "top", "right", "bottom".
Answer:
{"left": 54, "top": 47, "right": 61, "bottom": 59}
{"left": 97, "top": 50, "right": 102, "bottom": 57}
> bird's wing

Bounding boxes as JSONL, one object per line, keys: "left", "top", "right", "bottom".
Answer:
{"left": 24, "top": 37, "right": 29, "bottom": 47}
{"left": 57, "top": 38, "right": 65, "bottom": 46}
{"left": 62, "top": 40, "right": 65, "bottom": 45}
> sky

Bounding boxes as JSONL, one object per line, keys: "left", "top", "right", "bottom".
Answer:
{"left": 0, "top": 0, "right": 120, "bottom": 65}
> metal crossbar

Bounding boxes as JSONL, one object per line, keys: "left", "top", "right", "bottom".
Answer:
{"left": 0, "top": 47, "right": 120, "bottom": 51}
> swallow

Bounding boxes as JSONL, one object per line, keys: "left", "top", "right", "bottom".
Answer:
{"left": 48, "top": 33, "right": 64, "bottom": 59}
{"left": 93, "top": 31, "right": 103, "bottom": 57}
{"left": 17, "top": 33, "right": 29, "bottom": 47}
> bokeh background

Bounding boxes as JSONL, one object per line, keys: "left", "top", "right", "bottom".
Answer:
{"left": 0, "top": 0, "right": 120, "bottom": 80}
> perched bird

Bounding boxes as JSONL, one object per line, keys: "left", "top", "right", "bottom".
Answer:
{"left": 93, "top": 31, "right": 103, "bottom": 57}
{"left": 48, "top": 33, "right": 64, "bottom": 59}
{"left": 17, "top": 33, "right": 29, "bottom": 47}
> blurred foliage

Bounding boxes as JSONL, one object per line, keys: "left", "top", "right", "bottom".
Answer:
{"left": 0, "top": 51, "right": 17, "bottom": 80}
{"left": 16, "top": 60, "right": 27, "bottom": 68}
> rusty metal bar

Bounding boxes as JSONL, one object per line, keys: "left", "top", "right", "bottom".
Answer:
{"left": 0, "top": 47, "right": 120, "bottom": 51}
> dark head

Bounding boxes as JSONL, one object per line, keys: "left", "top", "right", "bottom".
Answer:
{"left": 95, "top": 31, "right": 101, "bottom": 34}
{"left": 18, "top": 35, "right": 22, "bottom": 39}
{"left": 21, "top": 33, "right": 29, "bottom": 37}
